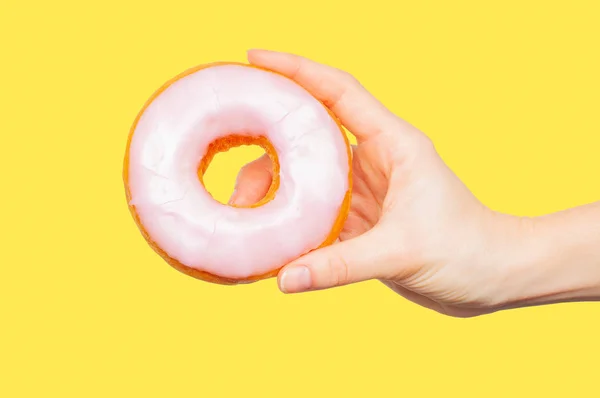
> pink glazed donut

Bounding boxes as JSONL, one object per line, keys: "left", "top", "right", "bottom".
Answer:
{"left": 124, "top": 62, "right": 352, "bottom": 284}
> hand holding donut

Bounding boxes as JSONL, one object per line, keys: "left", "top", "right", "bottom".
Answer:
{"left": 232, "top": 50, "right": 600, "bottom": 317}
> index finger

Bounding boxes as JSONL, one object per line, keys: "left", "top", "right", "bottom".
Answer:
{"left": 247, "top": 49, "right": 402, "bottom": 143}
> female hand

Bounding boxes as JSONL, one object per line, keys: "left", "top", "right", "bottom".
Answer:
{"left": 229, "top": 49, "right": 600, "bottom": 317}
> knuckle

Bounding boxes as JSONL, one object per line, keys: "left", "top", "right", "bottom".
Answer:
{"left": 417, "top": 133, "right": 436, "bottom": 153}
{"left": 291, "top": 57, "right": 305, "bottom": 79}
{"left": 240, "top": 157, "right": 267, "bottom": 175}
{"left": 238, "top": 162, "right": 253, "bottom": 176}
{"left": 322, "top": 70, "right": 357, "bottom": 109}
{"left": 338, "top": 69, "right": 359, "bottom": 85}
{"left": 326, "top": 255, "right": 350, "bottom": 287}
{"left": 257, "top": 154, "right": 273, "bottom": 171}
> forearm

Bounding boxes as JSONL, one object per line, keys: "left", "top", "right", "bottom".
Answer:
{"left": 497, "top": 201, "right": 600, "bottom": 308}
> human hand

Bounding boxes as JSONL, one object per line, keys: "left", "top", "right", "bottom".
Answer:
{"left": 229, "top": 49, "right": 600, "bottom": 317}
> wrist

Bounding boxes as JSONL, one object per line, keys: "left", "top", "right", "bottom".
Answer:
{"left": 489, "top": 204, "right": 600, "bottom": 310}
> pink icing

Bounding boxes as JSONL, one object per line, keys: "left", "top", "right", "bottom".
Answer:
{"left": 127, "top": 64, "right": 350, "bottom": 279}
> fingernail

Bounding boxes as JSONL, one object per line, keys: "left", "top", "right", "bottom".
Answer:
{"left": 280, "top": 266, "right": 312, "bottom": 293}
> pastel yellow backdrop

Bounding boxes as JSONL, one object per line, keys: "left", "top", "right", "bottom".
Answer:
{"left": 1, "top": 0, "right": 598, "bottom": 397}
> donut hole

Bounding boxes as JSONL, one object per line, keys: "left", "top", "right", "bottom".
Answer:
{"left": 198, "top": 135, "right": 280, "bottom": 207}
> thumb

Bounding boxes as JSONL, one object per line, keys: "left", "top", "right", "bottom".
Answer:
{"left": 229, "top": 154, "right": 273, "bottom": 206}
{"left": 278, "top": 227, "right": 397, "bottom": 293}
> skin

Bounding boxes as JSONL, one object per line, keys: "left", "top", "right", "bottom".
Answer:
{"left": 230, "top": 49, "right": 600, "bottom": 317}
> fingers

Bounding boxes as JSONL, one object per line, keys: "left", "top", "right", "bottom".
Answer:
{"left": 247, "top": 49, "right": 402, "bottom": 142}
{"left": 277, "top": 227, "right": 398, "bottom": 293}
{"left": 229, "top": 154, "right": 273, "bottom": 206}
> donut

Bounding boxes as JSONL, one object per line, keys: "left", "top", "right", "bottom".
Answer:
{"left": 123, "top": 62, "right": 352, "bottom": 284}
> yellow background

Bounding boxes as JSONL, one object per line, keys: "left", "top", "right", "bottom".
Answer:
{"left": 1, "top": 0, "right": 599, "bottom": 396}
